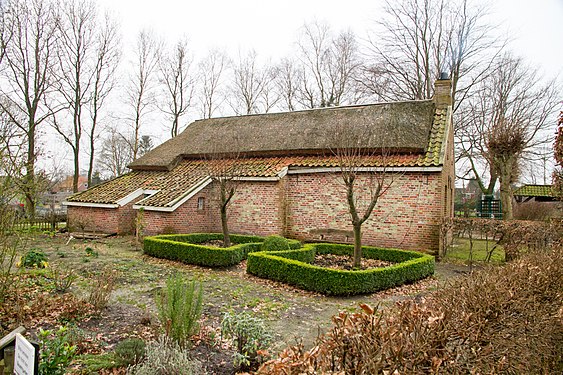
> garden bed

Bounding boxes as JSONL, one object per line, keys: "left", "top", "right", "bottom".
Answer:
{"left": 143, "top": 233, "right": 301, "bottom": 267}
{"left": 247, "top": 243, "right": 435, "bottom": 295}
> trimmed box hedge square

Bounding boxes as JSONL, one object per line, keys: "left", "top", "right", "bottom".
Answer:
{"left": 246, "top": 243, "right": 435, "bottom": 295}
{"left": 143, "top": 233, "right": 301, "bottom": 267}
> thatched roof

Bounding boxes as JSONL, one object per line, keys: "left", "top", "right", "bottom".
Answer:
{"left": 129, "top": 100, "right": 436, "bottom": 171}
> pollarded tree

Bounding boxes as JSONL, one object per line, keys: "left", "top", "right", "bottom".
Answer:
{"left": 460, "top": 55, "right": 560, "bottom": 220}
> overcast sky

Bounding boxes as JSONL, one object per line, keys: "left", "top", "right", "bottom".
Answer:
{"left": 97, "top": 0, "right": 562, "bottom": 77}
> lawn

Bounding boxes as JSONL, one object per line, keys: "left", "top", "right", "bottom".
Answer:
{"left": 445, "top": 238, "right": 505, "bottom": 263}
{"left": 1, "top": 233, "right": 469, "bottom": 374}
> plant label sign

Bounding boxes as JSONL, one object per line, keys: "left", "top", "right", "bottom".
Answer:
{"left": 14, "top": 333, "right": 38, "bottom": 375}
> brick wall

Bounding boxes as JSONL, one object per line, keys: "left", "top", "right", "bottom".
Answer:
{"left": 142, "top": 187, "right": 218, "bottom": 235}
{"left": 140, "top": 181, "right": 282, "bottom": 237}
{"left": 67, "top": 200, "right": 137, "bottom": 234}
{"left": 68, "top": 170, "right": 447, "bottom": 252}
{"left": 285, "top": 171, "right": 443, "bottom": 252}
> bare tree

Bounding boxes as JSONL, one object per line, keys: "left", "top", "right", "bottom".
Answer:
{"left": 205, "top": 151, "right": 244, "bottom": 248}
{"left": 198, "top": 49, "right": 228, "bottom": 119}
{"left": 98, "top": 127, "right": 132, "bottom": 178}
{"left": 331, "top": 126, "right": 396, "bottom": 268}
{"left": 458, "top": 55, "right": 560, "bottom": 220}
{"left": 159, "top": 38, "right": 193, "bottom": 138}
{"left": 52, "top": 0, "right": 97, "bottom": 193}
{"left": 86, "top": 12, "right": 120, "bottom": 187}
{"left": 297, "top": 21, "right": 361, "bottom": 108}
{"left": 275, "top": 57, "right": 303, "bottom": 111}
{"left": 229, "top": 50, "right": 272, "bottom": 115}
{"left": 361, "top": 0, "right": 501, "bottom": 111}
{"left": 125, "top": 29, "right": 160, "bottom": 160}
{"left": 0, "top": 0, "right": 60, "bottom": 217}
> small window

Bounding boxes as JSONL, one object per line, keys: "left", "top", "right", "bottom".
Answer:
{"left": 197, "top": 197, "right": 205, "bottom": 210}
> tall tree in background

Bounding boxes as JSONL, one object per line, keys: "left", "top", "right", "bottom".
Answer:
{"left": 458, "top": 55, "right": 560, "bottom": 220}
{"left": 98, "top": 127, "right": 132, "bottom": 178}
{"left": 125, "top": 29, "right": 160, "bottom": 160}
{"left": 297, "top": 21, "right": 361, "bottom": 108}
{"left": 86, "top": 12, "right": 120, "bottom": 187}
{"left": 229, "top": 50, "right": 275, "bottom": 115}
{"left": 52, "top": 0, "right": 97, "bottom": 193}
{"left": 159, "top": 38, "right": 193, "bottom": 138}
{"left": 0, "top": 0, "right": 60, "bottom": 217}
{"left": 361, "top": 0, "right": 500, "bottom": 110}
{"left": 198, "top": 49, "right": 228, "bottom": 119}
{"left": 275, "top": 58, "right": 302, "bottom": 111}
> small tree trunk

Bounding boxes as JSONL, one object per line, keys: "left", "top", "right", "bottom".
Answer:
{"left": 221, "top": 205, "right": 231, "bottom": 247}
{"left": 499, "top": 171, "right": 513, "bottom": 220}
{"left": 353, "top": 223, "right": 362, "bottom": 269}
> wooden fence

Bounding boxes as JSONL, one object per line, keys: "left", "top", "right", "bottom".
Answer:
{"left": 13, "top": 216, "right": 67, "bottom": 232}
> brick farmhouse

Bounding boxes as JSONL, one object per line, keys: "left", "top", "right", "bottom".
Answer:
{"left": 65, "top": 79, "right": 454, "bottom": 253}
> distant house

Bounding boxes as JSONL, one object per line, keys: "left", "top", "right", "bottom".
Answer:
{"left": 513, "top": 184, "right": 561, "bottom": 219}
{"left": 64, "top": 79, "right": 455, "bottom": 253}
{"left": 54, "top": 175, "right": 89, "bottom": 193}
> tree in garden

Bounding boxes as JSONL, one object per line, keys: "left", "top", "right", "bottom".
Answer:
{"left": 332, "top": 125, "right": 396, "bottom": 268}
{"left": 205, "top": 147, "right": 244, "bottom": 248}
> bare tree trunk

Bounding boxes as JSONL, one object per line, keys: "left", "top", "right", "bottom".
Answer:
{"left": 220, "top": 185, "right": 231, "bottom": 247}
{"left": 499, "top": 169, "right": 513, "bottom": 220}
{"left": 352, "top": 224, "right": 362, "bottom": 269}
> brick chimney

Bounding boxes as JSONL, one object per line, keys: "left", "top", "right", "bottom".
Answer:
{"left": 434, "top": 73, "right": 452, "bottom": 107}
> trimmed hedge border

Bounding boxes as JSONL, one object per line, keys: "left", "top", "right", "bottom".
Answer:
{"left": 246, "top": 243, "right": 435, "bottom": 296}
{"left": 143, "top": 233, "right": 301, "bottom": 267}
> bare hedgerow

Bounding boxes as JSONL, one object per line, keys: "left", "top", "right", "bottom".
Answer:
{"left": 258, "top": 248, "right": 563, "bottom": 374}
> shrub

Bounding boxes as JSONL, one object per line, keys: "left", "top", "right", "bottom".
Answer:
{"left": 247, "top": 243, "right": 434, "bottom": 295}
{"left": 143, "top": 233, "right": 300, "bottom": 267}
{"left": 115, "top": 338, "right": 146, "bottom": 366}
{"left": 260, "top": 235, "right": 290, "bottom": 251}
{"left": 127, "top": 335, "right": 203, "bottom": 375}
{"left": 258, "top": 248, "right": 563, "bottom": 374}
{"left": 88, "top": 266, "right": 118, "bottom": 313}
{"left": 156, "top": 274, "right": 203, "bottom": 346}
{"left": 221, "top": 310, "right": 272, "bottom": 371}
{"left": 19, "top": 249, "right": 49, "bottom": 268}
{"left": 49, "top": 266, "right": 77, "bottom": 293}
{"left": 38, "top": 326, "right": 77, "bottom": 375}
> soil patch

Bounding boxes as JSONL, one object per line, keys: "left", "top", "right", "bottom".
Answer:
{"left": 313, "top": 253, "right": 394, "bottom": 270}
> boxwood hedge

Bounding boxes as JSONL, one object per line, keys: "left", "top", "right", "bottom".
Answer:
{"left": 246, "top": 243, "right": 435, "bottom": 295}
{"left": 143, "top": 233, "right": 301, "bottom": 267}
